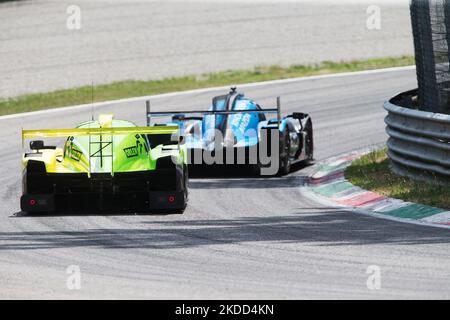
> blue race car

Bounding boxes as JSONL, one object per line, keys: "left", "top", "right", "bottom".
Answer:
{"left": 146, "top": 87, "right": 313, "bottom": 175}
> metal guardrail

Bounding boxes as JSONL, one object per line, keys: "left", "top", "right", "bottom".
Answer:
{"left": 384, "top": 89, "right": 450, "bottom": 184}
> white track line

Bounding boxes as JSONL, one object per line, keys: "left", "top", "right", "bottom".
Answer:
{"left": 0, "top": 65, "right": 415, "bottom": 121}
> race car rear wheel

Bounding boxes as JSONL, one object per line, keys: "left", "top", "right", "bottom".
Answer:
{"left": 279, "top": 129, "right": 291, "bottom": 176}
{"left": 305, "top": 120, "right": 314, "bottom": 164}
{"left": 182, "top": 165, "right": 189, "bottom": 210}
{"left": 174, "top": 165, "right": 189, "bottom": 214}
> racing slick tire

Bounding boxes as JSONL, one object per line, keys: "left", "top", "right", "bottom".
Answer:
{"left": 279, "top": 129, "right": 291, "bottom": 176}
{"left": 305, "top": 119, "right": 314, "bottom": 165}
{"left": 169, "top": 164, "right": 189, "bottom": 214}
{"left": 177, "top": 166, "right": 189, "bottom": 214}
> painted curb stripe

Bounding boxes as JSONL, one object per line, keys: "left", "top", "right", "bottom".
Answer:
{"left": 312, "top": 180, "right": 354, "bottom": 197}
{"left": 312, "top": 167, "right": 343, "bottom": 178}
{"left": 420, "top": 211, "right": 450, "bottom": 223}
{"left": 307, "top": 151, "right": 450, "bottom": 227}
{"left": 368, "top": 199, "right": 411, "bottom": 213}
{"left": 312, "top": 162, "right": 352, "bottom": 178}
{"left": 309, "top": 171, "right": 345, "bottom": 185}
{"left": 331, "top": 186, "right": 364, "bottom": 199}
{"left": 382, "top": 203, "right": 445, "bottom": 220}
{"left": 336, "top": 192, "right": 386, "bottom": 207}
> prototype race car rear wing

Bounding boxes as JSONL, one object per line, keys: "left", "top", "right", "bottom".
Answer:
{"left": 145, "top": 97, "right": 282, "bottom": 127}
{"left": 22, "top": 126, "right": 179, "bottom": 146}
{"left": 21, "top": 125, "right": 181, "bottom": 175}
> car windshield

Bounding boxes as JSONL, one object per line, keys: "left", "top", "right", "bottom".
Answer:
{"left": 213, "top": 97, "right": 226, "bottom": 111}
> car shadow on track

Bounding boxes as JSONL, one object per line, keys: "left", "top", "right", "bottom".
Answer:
{"left": 11, "top": 210, "right": 182, "bottom": 218}
{"left": 188, "top": 160, "right": 310, "bottom": 179}
{"left": 188, "top": 175, "right": 307, "bottom": 189}
{"left": 2, "top": 210, "right": 450, "bottom": 250}
{"left": 188, "top": 161, "right": 311, "bottom": 189}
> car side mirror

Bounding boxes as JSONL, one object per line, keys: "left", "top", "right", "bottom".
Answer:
{"left": 30, "top": 140, "right": 44, "bottom": 150}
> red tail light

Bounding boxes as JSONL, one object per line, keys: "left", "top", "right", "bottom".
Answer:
{"left": 168, "top": 195, "right": 175, "bottom": 203}
{"left": 29, "top": 199, "right": 37, "bottom": 206}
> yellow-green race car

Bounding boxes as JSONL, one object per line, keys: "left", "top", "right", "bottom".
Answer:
{"left": 20, "top": 114, "right": 188, "bottom": 214}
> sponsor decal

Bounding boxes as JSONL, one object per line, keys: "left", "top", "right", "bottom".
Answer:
{"left": 123, "top": 146, "right": 139, "bottom": 158}
{"left": 67, "top": 144, "right": 82, "bottom": 161}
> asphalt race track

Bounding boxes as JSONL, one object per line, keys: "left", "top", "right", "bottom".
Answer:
{"left": 1, "top": 68, "right": 450, "bottom": 299}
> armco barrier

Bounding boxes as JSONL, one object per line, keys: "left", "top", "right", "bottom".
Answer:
{"left": 384, "top": 89, "right": 450, "bottom": 184}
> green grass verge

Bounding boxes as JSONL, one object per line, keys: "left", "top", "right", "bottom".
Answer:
{"left": 345, "top": 148, "right": 450, "bottom": 209}
{"left": 0, "top": 56, "right": 414, "bottom": 116}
